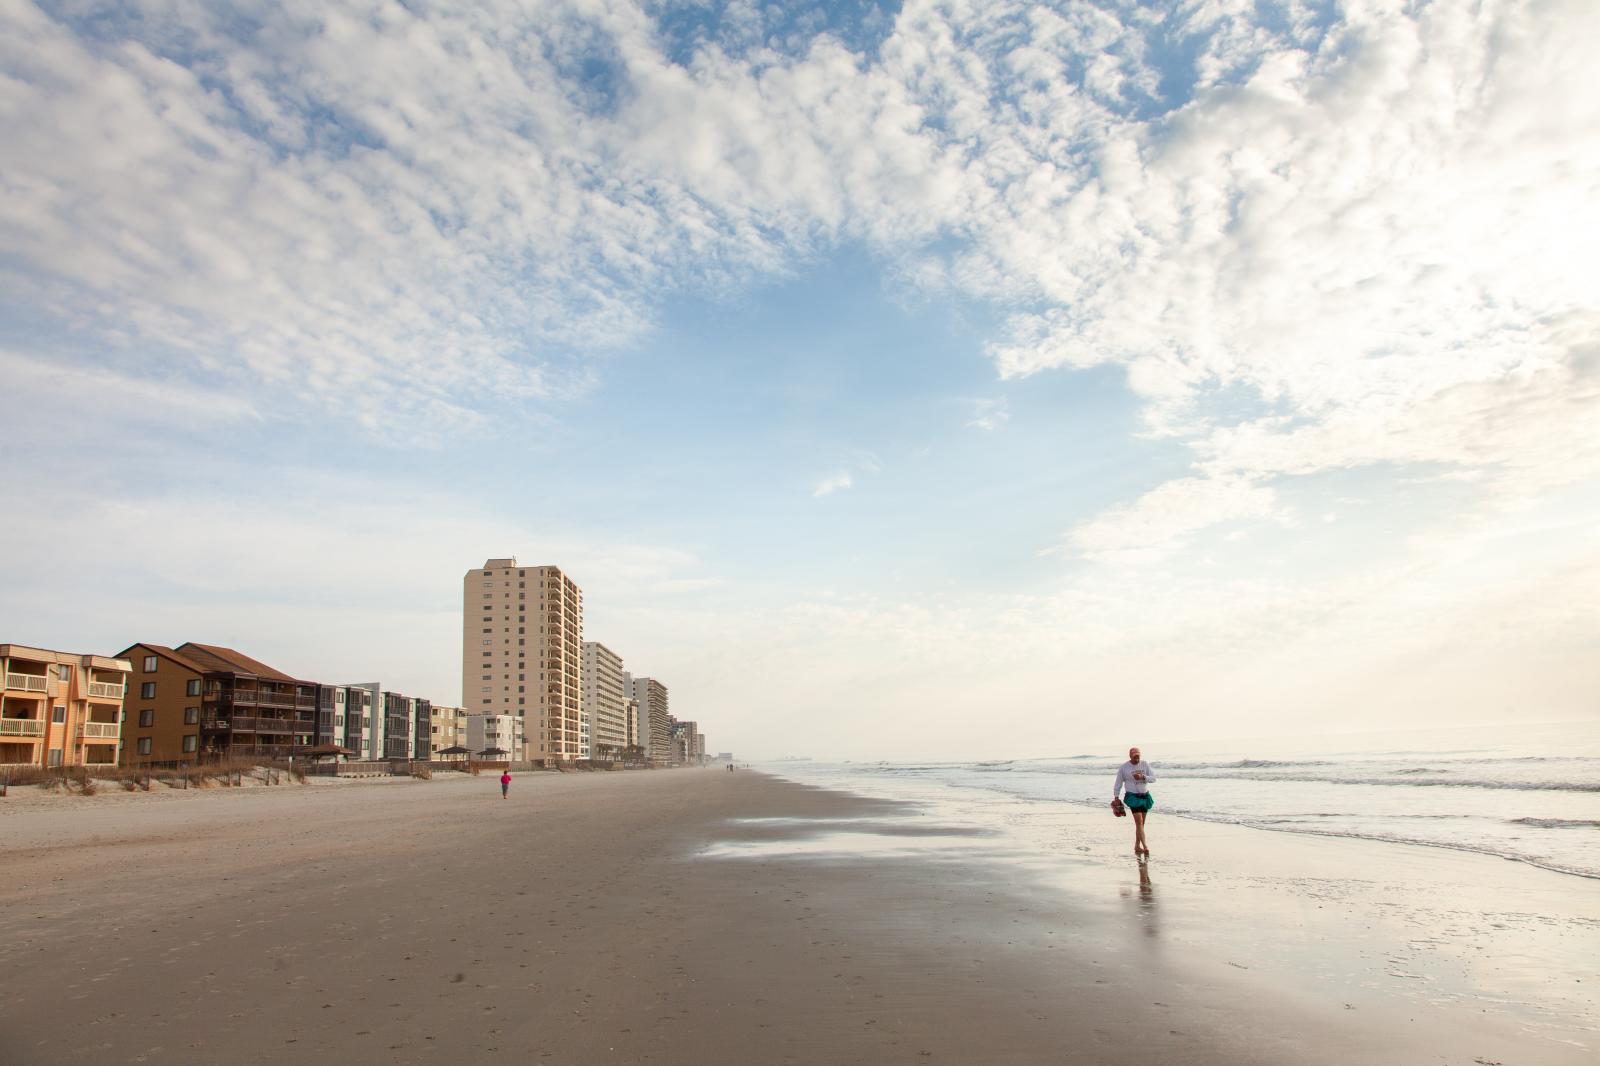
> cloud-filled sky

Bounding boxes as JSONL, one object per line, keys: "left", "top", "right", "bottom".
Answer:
{"left": 2, "top": 0, "right": 1596, "bottom": 758}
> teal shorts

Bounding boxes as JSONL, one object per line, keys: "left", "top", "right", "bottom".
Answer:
{"left": 1124, "top": 792, "right": 1154, "bottom": 813}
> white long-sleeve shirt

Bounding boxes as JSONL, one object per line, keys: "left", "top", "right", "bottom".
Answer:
{"left": 1113, "top": 761, "right": 1155, "bottom": 800}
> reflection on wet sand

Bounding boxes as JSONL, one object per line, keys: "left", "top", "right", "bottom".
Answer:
{"left": 1119, "top": 858, "right": 1159, "bottom": 936}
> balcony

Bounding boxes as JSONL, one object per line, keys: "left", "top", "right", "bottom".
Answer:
{"left": 4, "top": 673, "right": 49, "bottom": 693}
{"left": 0, "top": 718, "right": 44, "bottom": 736}
{"left": 78, "top": 722, "right": 121, "bottom": 739}
{"left": 87, "top": 681, "right": 125, "bottom": 700}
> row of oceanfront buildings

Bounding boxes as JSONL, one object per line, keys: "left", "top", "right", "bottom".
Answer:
{"left": 0, "top": 557, "right": 718, "bottom": 770}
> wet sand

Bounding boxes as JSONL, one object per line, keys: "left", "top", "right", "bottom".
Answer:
{"left": 0, "top": 769, "right": 1592, "bottom": 1064}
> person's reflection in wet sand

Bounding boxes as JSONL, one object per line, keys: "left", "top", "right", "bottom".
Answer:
{"left": 1120, "top": 857, "right": 1158, "bottom": 937}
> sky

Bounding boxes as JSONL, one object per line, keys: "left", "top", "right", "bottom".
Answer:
{"left": 2, "top": 0, "right": 1597, "bottom": 760}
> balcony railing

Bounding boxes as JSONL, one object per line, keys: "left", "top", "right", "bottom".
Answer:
{"left": 87, "top": 681, "right": 125, "bottom": 699}
{"left": 78, "top": 722, "right": 121, "bottom": 739}
{"left": 0, "top": 718, "right": 45, "bottom": 736}
{"left": 4, "top": 673, "right": 49, "bottom": 692}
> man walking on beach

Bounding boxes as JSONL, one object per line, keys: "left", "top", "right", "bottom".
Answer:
{"left": 1113, "top": 747, "right": 1156, "bottom": 858}
{"left": 500, "top": 770, "right": 512, "bottom": 799}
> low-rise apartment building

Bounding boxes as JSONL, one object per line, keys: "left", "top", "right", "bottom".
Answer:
{"left": 466, "top": 713, "right": 524, "bottom": 758}
{"left": 337, "top": 683, "right": 429, "bottom": 761}
{"left": 118, "top": 642, "right": 318, "bottom": 765}
{"left": 429, "top": 704, "right": 468, "bottom": 753}
{"left": 0, "top": 645, "right": 129, "bottom": 767}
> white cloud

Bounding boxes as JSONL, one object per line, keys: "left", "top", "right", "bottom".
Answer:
{"left": 6, "top": 0, "right": 1593, "bottom": 493}
{"left": 1067, "top": 475, "right": 1285, "bottom": 563}
{"left": 965, "top": 397, "right": 1009, "bottom": 431}
{"left": 812, "top": 471, "right": 854, "bottom": 497}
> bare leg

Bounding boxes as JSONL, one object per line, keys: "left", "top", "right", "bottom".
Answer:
{"left": 1132, "top": 810, "right": 1148, "bottom": 856}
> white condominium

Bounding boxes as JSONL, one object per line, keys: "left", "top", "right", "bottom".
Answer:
{"left": 623, "top": 672, "right": 669, "bottom": 765}
{"left": 466, "top": 713, "right": 524, "bottom": 758}
{"left": 581, "top": 642, "right": 629, "bottom": 762}
{"left": 462, "top": 558, "right": 584, "bottom": 764}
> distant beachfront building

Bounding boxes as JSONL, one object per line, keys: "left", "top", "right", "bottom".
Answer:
{"left": 464, "top": 558, "right": 584, "bottom": 765}
{"left": 667, "top": 718, "right": 688, "bottom": 765}
{"left": 339, "top": 683, "right": 429, "bottom": 761}
{"left": 623, "top": 672, "right": 670, "bottom": 765}
{"left": 466, "top": 713, "right": 524, "bottom": 759}
{"left": 429, "top": 704, "right": 467, "bottom": 753}
{"left": 677, "top": 720, "right": 705, "bottom": 764}
{"left": 624, "top": 696, "right": 640, "bottom": 751}
{"left": 117, "top": 642, "right": 316, "bottom": 765}
{"left": 1, "top": 645, "right": 129, "bottom": 768}
{"left": 316, "top": 683, "right": 373, "bottom": 756}
{"left": 581, "top": 642, "right": 629, "bottom": 762}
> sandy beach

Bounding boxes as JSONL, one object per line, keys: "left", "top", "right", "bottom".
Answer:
{"left": 0, "top": 768, "right": 1594, "bottom": 1065}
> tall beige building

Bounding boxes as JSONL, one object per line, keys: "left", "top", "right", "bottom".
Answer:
{"left": 623, "top": 672, "right": 670, "bottom": 765}
{"left": 463, "top": 559, "right": 584, "bottom": 764}
{"left": 581, "top": 642, "right": 629, "bottom": 762}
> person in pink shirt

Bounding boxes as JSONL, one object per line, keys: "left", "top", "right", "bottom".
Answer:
{"left": 500, "top": 771, "right": 512, "bottom": 799}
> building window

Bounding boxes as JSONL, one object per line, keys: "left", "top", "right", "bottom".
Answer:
{"left": 186, "top": 679, "right": 201, "bottom": 696}
{"left": 140, "top": 682, "right": 155, "bottom": 699}
{"left": 182, "top": 735, "right": 198, "bottom": 753}
{"left": 137, "top": 738, "right": 152, "bottom": 755}
{"left": 143, "top": 655, "right": 158, "bottom": 672}
{"left": 58, "top": 664, "right": 73, "bottom": 681}
{"left": 184, "top": 707, "right": 199, "bottom": 725}
{"left": 48, "top": 748, "right": 64, "bottom": 766}
{"left": 53, "top": 705, "right": 67, "bottom": 723}
{"left": 139, "top": 709, "right": 154, "bottom": 727}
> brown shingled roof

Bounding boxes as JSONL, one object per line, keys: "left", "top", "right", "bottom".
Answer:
{"left": 176, "top": 642, "right": 301, "bottom": 682}
{"left": 117, "top": 643, "right": 213, "bottom": 674}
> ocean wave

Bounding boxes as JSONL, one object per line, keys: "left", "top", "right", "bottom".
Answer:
{"left": 1051, "top": 797, "right": 1600, "bottom": 879}
{"left": 991, "top": 763, "right": 1600, "bottom": 792}
{"left": 1509, "top": 818, "right": 1600, "bottom": 829}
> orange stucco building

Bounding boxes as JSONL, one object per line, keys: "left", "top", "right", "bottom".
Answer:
{"left": 0, "top": 644, "right": 130, "bottom": 767}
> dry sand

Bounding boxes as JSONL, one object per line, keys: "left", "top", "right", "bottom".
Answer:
{"left": 0, "top": 769, "right": 1591, "bottom": 1064}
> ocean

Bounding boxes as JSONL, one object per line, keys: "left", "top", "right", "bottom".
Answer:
{"left": 763, "top": 719, "right": 1600, "bottom": 880}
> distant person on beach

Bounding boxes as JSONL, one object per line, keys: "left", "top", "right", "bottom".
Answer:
{"left": 500, "top": 771, "right": 511, "bottom": 799}
{"left": 1113, "top": 747, "right": 1156, "bottom": 858}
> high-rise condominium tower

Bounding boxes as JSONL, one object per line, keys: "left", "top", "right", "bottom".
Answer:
{"left": 463, "top": 558, "right": 584, "bottom": 763}
{"left": 623, "top": 672, "right": 670, "bottom": 765}
{"left": 581, "top": 642, "right": 629, "bottom": 762}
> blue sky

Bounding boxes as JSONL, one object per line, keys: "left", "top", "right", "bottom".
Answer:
{"left": 2, "top": 0, "right": 1597, "bottom": 758}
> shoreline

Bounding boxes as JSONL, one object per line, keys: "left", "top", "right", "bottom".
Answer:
{"left": 2, "top": 769, "right": 1594, "bottom": 1064}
